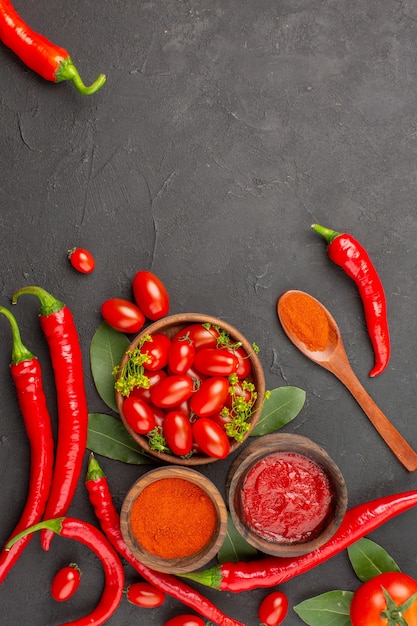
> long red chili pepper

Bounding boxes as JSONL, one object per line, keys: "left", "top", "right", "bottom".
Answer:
{"left": 312, "top": 223, "right": 390, "bottom": 377}
{"left": 0, "top": 307, "right": 54, "bottom": 582}
{"left": 85, "top": 453, "right": 244, "bottom": 626}
{"left": 12, "top": 286, "right": 89, "bottom": 551}
{"left": 6, "top": 517, "right": 124, "bottom": 626}
{"left": 182, "top": 490, "right": 417, "bottom": 592}
{"left": 0, "top": 0, "right": 106, "bottom": 95}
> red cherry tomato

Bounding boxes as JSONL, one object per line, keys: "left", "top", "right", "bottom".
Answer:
{"left": 174, "top": 323, "right": 220, "bottom": 350}
{"left": 141, "top": 333, "right": 171, "bottom": 370}
{"left": 101, "top": 298, "right": 145, "bottom": 333}
{"left": 130, "top": 369, "right": 167, "bottom": 401}
{"left": 168, "top": 338, "right": 195, "bottom": 375}
{"left": 164, "top": 615, "right": 205, "bottom": 626}
{"left": 147, "top": 403, "right": 167, "bottom": 428}
{"left": 126, "top": 581, "right": 165, "bottom": 608}
{"left": 258, "top": 591, "right": 289, "bottom": 625}
{"left": 190, "top": 376, "right": 230, "bottom": 417}
{"left": 151, "top": 374, "right": 194, "bottom": 408}
{"left": 350, "top": 572, "right": 417, "bottom": 626}
{"left": 163, "top": 411, "right": 193, "bottom": 456}
{"left": 51, "top": 564, "right": 81, "bottom": 602}
{"left": 68, "top": 247, "right": 95, "bottom": 274}
{"left": 132, "top": 271, "right": 170, "bottom": 321}
{"left": 229, "top": 345, "right": 252, "bottom": 379}
{"left": 194, "top": 348, "right": 238, "bottom": 376}
{"left": 192, "top": 417, "right": 230, "bottom": 459}
{"left": 122, "top": 396, "right": 156, "bottom": 434}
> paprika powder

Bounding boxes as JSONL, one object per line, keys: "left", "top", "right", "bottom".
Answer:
{"left": 130, "top": 477, "right": 217, "bottom": 559}
{"left": 278, "top": 290, "right": 329, "bottom": 352}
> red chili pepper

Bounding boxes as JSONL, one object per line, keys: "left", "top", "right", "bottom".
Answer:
{"left": 312, "top": 223, "right": 390, "bottom": 377}
{"left": 0, "top": 307, "right": 54, "bottom": 583}
{"left": 0, "top": 0, "right": 106, "bottom": 95}
{"left": 6, "top": 517, "right": 124, "bottom": 625}
{"left": 85, "top": 454, "right": 244, "bottom": 626}
{"left": 182, "top": 490, "right": 417, "bottom": 592}
{"left": 12, "top": 286, "right": 89, "bottom": 551}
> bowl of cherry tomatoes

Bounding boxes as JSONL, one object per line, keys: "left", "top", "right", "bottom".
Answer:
{"left": 115, "top": 313, "right": 265, "bottom": 465}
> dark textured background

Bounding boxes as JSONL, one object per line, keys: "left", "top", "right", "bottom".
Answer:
{"left": 1, "top": 0, "right": 417, "bottom": 623}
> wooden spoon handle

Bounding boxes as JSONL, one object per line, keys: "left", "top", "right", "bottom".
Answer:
{"left": 333, "top": 364, "right": 417, "bottom": 472}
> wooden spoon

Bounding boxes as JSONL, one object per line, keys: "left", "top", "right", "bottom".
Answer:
{"left": 277, "top": 290, "right": 417, "bottom": 472}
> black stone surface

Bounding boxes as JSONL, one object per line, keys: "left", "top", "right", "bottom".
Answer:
{"left": 1, "top": 0, "right": 417, "bottom": 624}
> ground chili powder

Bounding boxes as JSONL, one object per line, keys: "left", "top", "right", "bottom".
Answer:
{"left": 280, "top": 292, "right": 329, "bottom": 352}
{"left": 130, "top": 477, "right": 217, "bottom": 559}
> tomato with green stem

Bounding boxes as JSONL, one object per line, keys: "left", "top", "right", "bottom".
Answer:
{"left": 126, "top": 581, "right": 165, "bottom": 608}
{"left": 350, "top": 572, "right": 417, "bottom": 626}
{"left": 190, "top": 376, "right": 230, "bottom": 417}
{"left": 68, "top": 248, "right": 95, "bottom": 274}
{"left": 141, "top": 333, "right": 171, "bottom": 370}
{"left": 164, "top": 616, "right": 205, "bottom": 626}
{"left": 258, "top": 591, "right": 288, "bottom": 625}
{"left": 101, "top": 298, "right": 145, "bottom": 333}
{"left": 51, "top": 563, "right": 81, "bottom": 602}
{"left": 168, "top": 338, "right": 195, "bottom": 375}
{"left": 174, "top": 323, "right": 220, "bottom": 350}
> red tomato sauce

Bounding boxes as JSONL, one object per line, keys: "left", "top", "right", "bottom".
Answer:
{"left": 241, "top": 452, "right": 333, "bottom": 544}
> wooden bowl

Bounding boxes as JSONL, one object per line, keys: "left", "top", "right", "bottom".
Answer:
{"left": 115, "top": 313, "right": 265, "bottom": 465}
{"left": 120, "top": 466, "right": 228, "bottom": 574}
{"left": 226, "top": 433, "right": 348, "bottom": 557}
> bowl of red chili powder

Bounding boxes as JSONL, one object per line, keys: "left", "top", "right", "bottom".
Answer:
{"left": 115, "top": 313, "right": 265, "bottom": 466}
{"left": 120, "top": 466, "right": 228, "bottom": 574}
{"left": 226, "top": 433, "right": 348, "bottom": 556}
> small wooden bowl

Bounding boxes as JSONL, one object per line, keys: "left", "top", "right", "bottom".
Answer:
{"left": 115, "top": 313, "right": 265, "bottom": 465}
{"left": 226, "top": 433, "right": 348, "bottom": 557}
{"left": 120, "top": 466, "right": 228, "bottom": 574}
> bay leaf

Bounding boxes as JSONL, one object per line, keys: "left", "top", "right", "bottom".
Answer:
{"left": 217, "top": 513, "right": 258, "bottom": 563}
{"left": 90, "top": 322, "right": 129, "bottom": 412}
{"left": 251, "top": 386, "right": 306, "bottom": 436}
{"left": 87, "top": 413, "right": 151, "bottom": 464}
{"left": 347, "top": 537, "right": 400, "bottom": 582}
{"left": 293, "top": 590, "right": 354, "bottom": 626}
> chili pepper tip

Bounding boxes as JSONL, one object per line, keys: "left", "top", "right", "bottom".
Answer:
{"left": 56, "top": 57, "right": 106, "bottom": 95}
{"left": 6, "top": 517, "right": 65, "bottom": 550}
{"left": 86, "top": 453, "right": 106, "bottom": 481}
{"left": 311, "top": 223, "right": 341, "bottom": 244}
{"left": 11, "top": 285, "right": 65, "bottom": 316}
{"left": 0, "top": 306, "right": 34, "bottom": 363}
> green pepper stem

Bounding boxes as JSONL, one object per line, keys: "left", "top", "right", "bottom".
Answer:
{"left": 86, "top": 453, "right": 106, "bottom": 482}
{"left": 180, "top": 565, "right": 222, "bottom": 589}
{"left": 311, "top": 223, "right": 342, "bottom": 244}
{"left": 6, "top": 518, "right": 65, "bottom": 550}
{"left": 11, "top": 286, "right": 65, "bottom": 316}
{"left": 0, "top": 306, "right": 34, "bottom": 364}
{"left": 56, "top": 57, "right": 106, "bottom": 95}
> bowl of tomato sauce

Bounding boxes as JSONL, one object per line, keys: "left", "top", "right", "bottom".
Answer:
{"left": 226, "top": 433, "right": 348, "bottom": 556}
{"left": 115, "top": 313, "right": 266, "bottom": 465}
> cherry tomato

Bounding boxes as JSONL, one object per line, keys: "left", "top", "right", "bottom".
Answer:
{"left": 122, "top": 396, "right": 156, "bottom": 434}
{"left": 168, "top": 338, "right": 195, "bottom": 375}
{"left": 174, "top": 323, "right": 220, "bottom": 350}
{"left": 258, "top": 591, "right": 289, "bottom": 625}
{"left": 190, "top": 376, "right": 230, "bottom": 417}
{"left": 130, "top": 369, "right": 167, "bottom": 401}
{"left": 194, "top": 348, "right": 238, "bottom": 376}
{"left": 132, "top": 270, "right": 170, "bottom": 320}
{"left": 164, "top": 615, "right": 205, "bottom": 626}
{"left": 151, "top": 374, "right": 194, "bottom": 408}
{"left": 350, "top": 572, "right": 417, "bottom": 626}
{"left": 229, "top": 345, "right": 252, "bottom": 379}
{"left": 51, "top": 564, "right": 81, "bottom": 602}
{"left": 192, "top": 417, "right": 230, "bottom": 459}
{"left": 163, "top": 411, "right": 193, "bottom": 456}
{"left": 101, "top": 298, "right": 145, "bottom": 333}
{"left": 68, "top": 247, "right": 95, "bottom": 274}
{"left": 141, "top": 333, "right": 171, "bottom": 370}
{"left": 126, "top": 581, "right": 165, "bottom": 608}
{"left": 148, "top": 403, "right": 167, "bottom": 428}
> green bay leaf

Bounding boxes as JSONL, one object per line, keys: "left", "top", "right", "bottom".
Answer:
{"left": 293, "top": 590, "right": 354, "bottom": 626}
{"left": 90, "top": 322, "right": 129, "bottom": 412}
{"left": 251, "top": 386, "right": 306, "bottom": 436}
{"left": 217, "top": 513, "right": 259, "bottom": 563}
{"left": 87, "top": 413, "right": 151, "bottom": 464}
{"left": 347, "top": 537, "right": 400, "bottom": 582}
